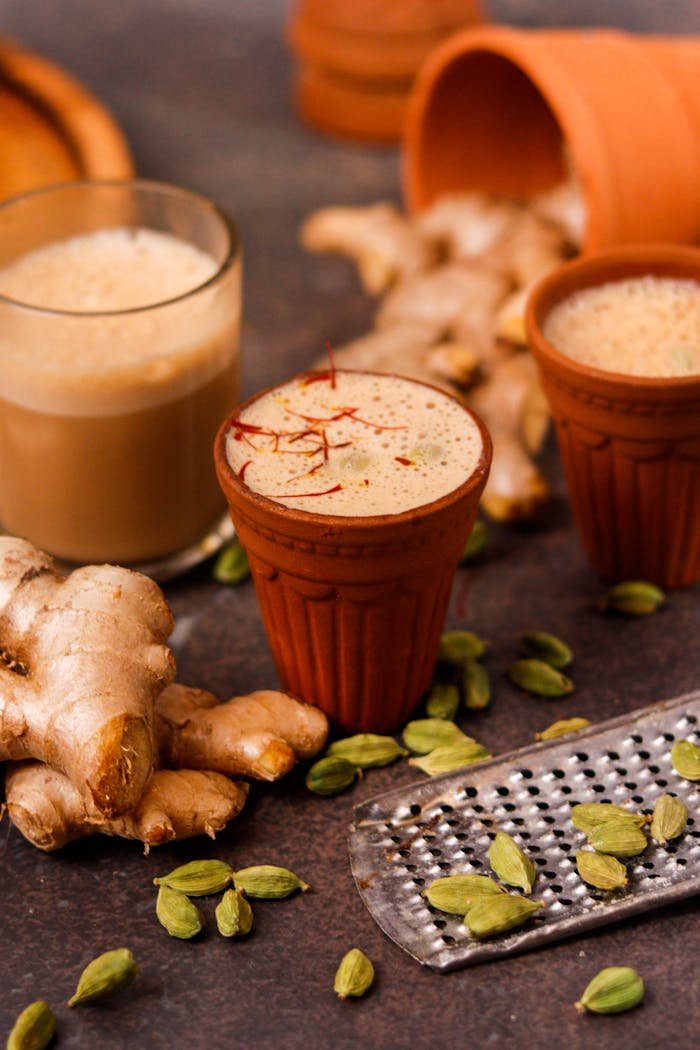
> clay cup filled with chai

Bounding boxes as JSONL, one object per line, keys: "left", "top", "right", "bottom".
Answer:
{"left": 526, "top": 245, "right": 700, "bottom": 588}
{"left": 0, "top": 179, "right": 241, "bottom": 570}
{"left": 215, "top": 367, "right": 491, "bottom": 731}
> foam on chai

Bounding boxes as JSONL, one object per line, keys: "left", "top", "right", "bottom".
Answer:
{"left": 0, "top": 225, "right": 240, "bottom": 563}
{"left": 543, "top": 275, "right": 700, "bottom": 378}
{"left": 224, "top": 369, "right": 484, "bottom": 516}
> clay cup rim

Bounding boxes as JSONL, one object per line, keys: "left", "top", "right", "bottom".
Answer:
{"left": 214, "top": 369, "right": 492, "bottom": 536}
{"left": 525, "top": 243, "right": 700, "bottom": 398}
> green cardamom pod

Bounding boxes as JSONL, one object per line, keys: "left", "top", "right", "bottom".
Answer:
{"left": 571, "top": 803, "right": 647, "bottom": 838}
{"left": 464, "top": 894, "right": 544, "bottom": 939}
{"left": 517, "top": 630, "right": 573, "bottom": 669}
{"left": 650, "top": 793, "right": 688, "bottom": 845}
{"left": 327, "top": 733, "right": 406, "bottom": 768}
{"left": 334, "top": 948, "right": 374, "bottom": 1000}
{"left": 156, "top": 884, "right": 205, "bottom": 940}
{"left": 153, "top": 859, "right": 233, "bottom": 896}
{"left": 598, "top": 580, "right": 665, "bottom": 616}
{"left": 408, "top": 740, "right": 491, "bottom": 776}
{"left": 6, "top": 1001, "right": 56, "bottom": 1050}
{"left": 403, "top": 718, "right": 468, "bottom": 754}
{"left": 506, "top": 658, "right": 574, "bottom": 697}
{"left": 670, "top": 738, "right": 700, "bottom": 781}
{"left": 425, "top": 682, "right": 460, "bottom": 721}
{"left": 67, "top": 948, "right": 138, "bottom": 1007}
{"left": 588, "top": 820, "right": 648, "bottom": 858}
{"left": 536, "top": 716, "right": 591, "bottom": 741}
{"left": 462, "top": 659, "right": 491, "bottom": 710}
{"left": 233, "top": 864, "right": 309, "bottom": 899}
{"left": 216, "top": 887, "right": 254, "bottom": 937}
{"left": 213, "top": 538, "right": 250, "bottom": 585}
{"left": 438, "top": 629, "right": 488, "bottom": 664}
{"left": 459, "top": 520, "right": 489, "bottom": 564}
{"left": 575, "top": 850, "right": 628, "bottom": 891}
{"left": 488, "top": 832, "right": 536, "bottom": 893}
{"left": 575, "top": 966, "right": 644, "bottom": 1014}
{"left": 305, "top": 755, "right": 359, "bottom": 796}
{"left": 422, "top": 874, "right": 505, "bottom": 914}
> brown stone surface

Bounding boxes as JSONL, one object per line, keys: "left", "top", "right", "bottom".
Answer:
{"left": 1, "top": 2, "right": 699, "bottom": 1048}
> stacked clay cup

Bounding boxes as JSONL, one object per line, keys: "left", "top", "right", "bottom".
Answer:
{"left": 288, "top": 0, "right": 484, "bottom": 142}
{"left": 403, "top": 25, "right": 700, "bottom": 249}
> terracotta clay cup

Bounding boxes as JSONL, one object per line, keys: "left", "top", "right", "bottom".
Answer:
{"left": 288, "top": 0, "right": 484, "bottom": 142}
{"left": 526, "top": 245, "right": 700, "bottom": 588}
{"left": 214, "top": 375, "right": 491, "bottom": 732}
{"left": 404, "top": 25, "right": 700, "bottom": 250}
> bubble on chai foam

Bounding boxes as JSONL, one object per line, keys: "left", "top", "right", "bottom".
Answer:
{"left": 226, "top": 371, "right": 483, "bottom": 516}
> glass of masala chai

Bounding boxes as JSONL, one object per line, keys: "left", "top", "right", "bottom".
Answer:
{"left": 0, "top": 179, "right": 240, "bottom": 572}
{"left": 214, "top": 366, "right": 491, "bottom": 732}
{"left": 526, "top": 244, "right": 700, "bottom": 588}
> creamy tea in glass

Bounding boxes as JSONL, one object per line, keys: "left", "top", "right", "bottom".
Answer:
{"left": 215, "top": 369, "right": 491, "bottom": 731}
{"left": 0, "top": 180, "right": 241, "bottom": 567}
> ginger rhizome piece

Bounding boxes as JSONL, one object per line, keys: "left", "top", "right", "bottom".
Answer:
{"left": 154, "top": 683, "right": 329, "bottom": 781}
{"left": 6, "top": 685, "right": 328, "bottom": 851}
{"left": 0, "top": 536, "right": 174, "bottom": 816}
{"left": 6, "top": 762, "right": 248, "bottom": 851}
{"left": 301, "top": 201, "right": 434, "bottom": 294}
{"left": 0, "top": 537, "right": 329, "bottom": 851}
{"left": 301, "top": 183, "right": 584, "bottom": 522}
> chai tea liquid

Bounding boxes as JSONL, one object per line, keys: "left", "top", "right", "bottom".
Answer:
{"left": 225, "top": 370, "right": 483, "bottom": 515}
{"left": 0, "top": 228, "right": 240, "bottom": 563}
{"left": 543, "top": 275, "right": 700, "bottom": 378}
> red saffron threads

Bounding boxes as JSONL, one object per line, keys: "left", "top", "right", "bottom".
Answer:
{"left": 300, "top": 342, "right": 337, "bottom": 389}
{"left": 287, "top": 405, "right": 405, "bottom": 432}
{"left": 271, "top": 483, "right": 343, "bottom": 499}
{"left": 394, "top": 456, "right": 414, "bottom": 466}
{"left": 238, "top": 460, "right": 252, "bottom": 482}
{"left": 326, "top": 339, "right": 337, "bottom": 389}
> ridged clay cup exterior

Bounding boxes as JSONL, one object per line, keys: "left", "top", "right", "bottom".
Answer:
{"left": 403, "top": 25, "right": 700, "bottom": 251}
{"left": 214, "top": 374, "right": 491, "bottom": 732}
{"left": 526, "top": 245, "right": 700, "bottom": 588}
{"left": 288, "top": 0, "right": 483, "bottom": 142}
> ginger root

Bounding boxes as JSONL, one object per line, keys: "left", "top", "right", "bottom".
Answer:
{"left": 0, "top": 537, "right": 329, "bottom": 851}
{"left": 469, "top": 354, "right": 550, "bottom": 521}
{"left": 154, "top": 683, "right": 329, "bottom": 782}
{"left": 300, "top": 202, "right": 434, "bottom": 294}
{"left": 5, "top": 762, "right": 248, "bottom": 852}
{"left": 301, "top": 180, "right": 585, "bottom": 522}
{"left": 0, "top": 536, "right": 174, "bottom": 817}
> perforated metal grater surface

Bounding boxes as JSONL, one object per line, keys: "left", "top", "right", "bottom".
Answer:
{"left": 348, "top": 692, "right": 700, "bottom": 971}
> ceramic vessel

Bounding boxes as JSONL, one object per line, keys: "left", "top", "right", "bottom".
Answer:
{"left": 404, "top": 25, "right": 700, "bottom": 250}
{"left": 526, "top": 245, "right": 700, "bottom": 588}
{"left": 288, "top": 0, "right": 483, "bottom": 142}
{"left": 215, "top": 373, "right": 491, "bottom": 731}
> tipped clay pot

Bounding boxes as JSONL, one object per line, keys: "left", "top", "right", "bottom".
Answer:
{"left": 404, "top": 25, "right": 700, "bottom": 250}
{"left": 215, "top": 374, "right": 491, "bottom": 732}
{"left": 288, "top": 0, "right": 484, "bottom": 142}
{"left": 526, "top": 245, "right": 700, "bottom": 588}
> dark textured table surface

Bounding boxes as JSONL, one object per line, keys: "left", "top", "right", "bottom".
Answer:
{"left": 1, "top": 2, "right": 699, "bottom": 1048}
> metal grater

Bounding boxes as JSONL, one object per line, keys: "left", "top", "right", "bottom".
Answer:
{"left": 348, "top": 692, "right": 700, "bottom": 971}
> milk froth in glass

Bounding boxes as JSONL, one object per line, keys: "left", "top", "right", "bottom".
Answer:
{"left": 224, "top": 370, "right": 483, "bottom": 515}
{"left": 0, "top": 180, "right": 240, "bottom": 566}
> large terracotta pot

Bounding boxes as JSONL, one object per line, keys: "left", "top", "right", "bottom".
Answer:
{"left": 288, "top": 0, "right": 484, "bottom": 142}
{"left": 215, "top": 373, "right": 491, "bottom": 732}
{"left": 526, "top": 245, "right": 700, "bottom": 588}
{"left": 404, "top": 25, "right": 700, "bottom": 251}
